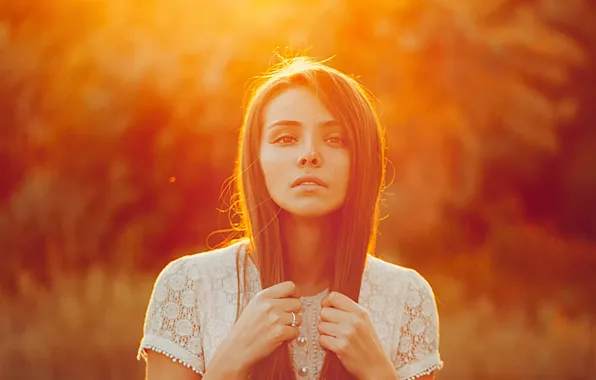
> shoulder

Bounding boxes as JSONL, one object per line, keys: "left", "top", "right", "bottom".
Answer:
{"left": 365, "top": 255, "right": 435, "bottom": 297}
{"left": 152, "top": 240, "right": 245, "bottom": 287}
{"left": 363, "top": 258, "right": 443, "bottom": 378}
{"left": 138, "top": 242, "right": 246, "bottom": 376}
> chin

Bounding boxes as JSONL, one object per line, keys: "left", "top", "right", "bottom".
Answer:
{"left": 279, "top": 200, "right": 343, "bottom": 218}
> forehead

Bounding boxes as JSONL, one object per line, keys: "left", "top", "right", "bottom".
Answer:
{"left": 262, "top": 86, "right": 335, "bottom": 125}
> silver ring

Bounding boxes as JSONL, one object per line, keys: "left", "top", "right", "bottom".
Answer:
{"left": 290, "top": 311, "right": 298, "bottom": 327}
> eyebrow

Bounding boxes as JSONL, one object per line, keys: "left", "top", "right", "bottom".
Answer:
{"left": 266, "top": 119, "right": 340, "bottom": 129}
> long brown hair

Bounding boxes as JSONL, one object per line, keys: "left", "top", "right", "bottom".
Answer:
{"left": 233, "top": 57, "right": 387, "bottom": 379}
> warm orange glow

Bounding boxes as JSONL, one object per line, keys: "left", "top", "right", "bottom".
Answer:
{"left": 1, "top": 0, "right": 594, "bottom": 379}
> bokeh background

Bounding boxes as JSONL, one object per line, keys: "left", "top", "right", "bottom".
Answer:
{"left": 1, "top": 0, "right": 595, "bottom": 379}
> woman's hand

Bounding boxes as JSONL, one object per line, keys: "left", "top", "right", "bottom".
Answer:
{"left": 208, "top": 281, "right": 302, "bottom": 377}
{"left": 318, "top": 291, "right": 398, "bottom": 380}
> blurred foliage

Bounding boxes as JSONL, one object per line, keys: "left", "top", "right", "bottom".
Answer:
{"left": 1, "top": 0, "right": 596, "bottom": 377}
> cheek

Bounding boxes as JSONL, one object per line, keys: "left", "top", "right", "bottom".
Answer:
{"left": 332, "top": 151, "right": 351, "bottom": 186}
{"left": 259, "top": 147, "right": 289, "bottom": 189}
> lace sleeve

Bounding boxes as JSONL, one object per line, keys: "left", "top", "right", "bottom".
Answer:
{"left": 137, "top": 257, "right": 205, "bottom": 375}
{"left": 394, "top": 270, "right": 443, "bottom": 380}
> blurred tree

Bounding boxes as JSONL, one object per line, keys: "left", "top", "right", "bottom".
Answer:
{"left": 322, "top": 0, "right": 586, "bottom": 235}
{"left": 0, "top": 0, "right": 594, "bottom": 314}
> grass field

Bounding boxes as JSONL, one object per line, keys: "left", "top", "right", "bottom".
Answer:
{"left": 1, "top": 268, "right": 594, "bottom": 380}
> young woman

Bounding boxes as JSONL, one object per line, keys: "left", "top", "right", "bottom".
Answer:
{"left": 137, "top": 57, "right": 443, "bottom": 380}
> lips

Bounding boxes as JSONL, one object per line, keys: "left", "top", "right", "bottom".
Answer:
{"left": 291, "top": 174, "right": 327, "bottom": 188}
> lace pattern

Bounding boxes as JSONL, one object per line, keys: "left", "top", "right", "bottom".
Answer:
{"left": 137, "top": 255, "right": 206, "bottom": 375}
{"left": 137, "top": 242, "right": 443, "bottom": 379}
{"left": 393, "top": 271, "right": 444, "bottom": 379}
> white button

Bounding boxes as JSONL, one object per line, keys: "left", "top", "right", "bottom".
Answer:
{"left": 296, "top": 336, "right": 307, "bottom": 346}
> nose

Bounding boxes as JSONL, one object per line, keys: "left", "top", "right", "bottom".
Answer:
{"left": 297, "top": 151, "right": 321, "bottom": 168}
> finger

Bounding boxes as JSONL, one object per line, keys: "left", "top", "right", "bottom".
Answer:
{"left": 320, "top": 306, "right": 350, "bottom": 323}
{"left": 278, "top": 325, "right": 301, "bottom": 342}
{"left": 321, "top": 291, "right": 359, "bottom": 312}
{"left": 319, "top": 334, "right": 344, "bottom": 355}
{"left": 261, "top": 281, "right": 296, "bottom": 299}
{"left": 274, "top": 297, "right": 302, "bottom": 313}
{"left": 318, "top": 321, "right": 341, "bottom": 337}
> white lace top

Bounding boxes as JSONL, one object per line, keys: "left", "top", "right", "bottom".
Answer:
{"left": 137, "top": 241, "right": 443, "bottom": 379}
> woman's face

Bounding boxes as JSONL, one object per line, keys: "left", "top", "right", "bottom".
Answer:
{"left": 259, "top": 86, "right": 350, "bottom": 218}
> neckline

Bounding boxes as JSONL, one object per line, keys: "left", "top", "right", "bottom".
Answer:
{"left": 299, "top": 288, "right": 329, "bottom": 301}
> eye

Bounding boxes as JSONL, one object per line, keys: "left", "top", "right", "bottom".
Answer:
{"left": 273, "top": 134, "right": 296, "bottom": 145}
{"left": 325, "top": 135, "right": 345, "bottom": 146}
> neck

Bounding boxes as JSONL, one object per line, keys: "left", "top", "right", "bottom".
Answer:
{"left": 280, "top": 213, "right": 335, "bottom": 297}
